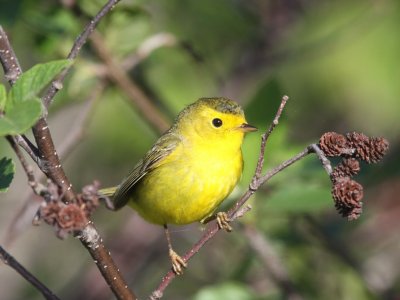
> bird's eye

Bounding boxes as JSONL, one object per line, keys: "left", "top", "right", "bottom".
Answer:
{"left": 212, "top": 118, "right": 223, "bottom": 128}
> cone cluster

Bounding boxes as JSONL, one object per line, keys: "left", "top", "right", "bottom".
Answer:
{"left": 319, "top": 132, "right": 389, "bottom": 220}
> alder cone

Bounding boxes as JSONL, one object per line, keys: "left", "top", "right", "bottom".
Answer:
{"left": 332, "top": 177, "right": 363, "bottom": 220}
{"left": 331, "top": 158, "right": 360, "bottom": 181}
{"left": 319, "top": 132, "right": 349, "bottom": 157}
{"left": 346, "top": 132, "right": 389, "bottom": 164}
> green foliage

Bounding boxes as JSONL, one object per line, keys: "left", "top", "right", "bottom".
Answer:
{"left": 0, "top": 157, "right": 14, "bottom": 192}
{"left": 0, "top": 97, "right": 42, "bottom": 136}
{"left": 8, "top": 59, "right": 72, "bottom": 103}
{"left": 0, "top": 84, "right": 6, "bottom": 111}
{"left": 194, "top": 282, "right": 256, "bottom": 300}
{"left": 0, "top": 59, "right": 72, "bottom": 136}
{"left": 264, "top": 184, "right": 332, "bottom": 213}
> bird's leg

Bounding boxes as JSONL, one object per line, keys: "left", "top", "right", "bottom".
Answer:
{"left": 201, "top": 212, "right": 233, "bottom": 232}
{"left": 164, "top": 224, "right": 187, "bottom": 275}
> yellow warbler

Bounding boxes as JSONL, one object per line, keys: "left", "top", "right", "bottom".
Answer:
{"left": 101, "top": 97, "right": 257, "bottom": 274}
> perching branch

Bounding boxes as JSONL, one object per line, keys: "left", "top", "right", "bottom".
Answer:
{"left": 0, "top": 1, "right": 138, "bottom": 299}
{"left": 0, "top": 245, "right": 60, "bottom": 300}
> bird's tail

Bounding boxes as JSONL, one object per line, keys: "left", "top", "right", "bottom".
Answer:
{"left": 98, "top": 186, "right": 118, "bottom": 197}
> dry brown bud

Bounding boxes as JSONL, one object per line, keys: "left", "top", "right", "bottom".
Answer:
{"left": 319, "top": 132, "right": 351, "bottom": 157}
{"left": 331, "top": 158, "right": 360, "bottom": 182}
{"left": 57, "top": 204, "right": 88, "bottom": 231}
{"left": 39, "top": 202, "right": 61, "bottom": 226}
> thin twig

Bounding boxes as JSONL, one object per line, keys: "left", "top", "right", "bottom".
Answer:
{"left": 310, "top": 143, "right": 333, "bottom": 175}
{"left": 78, "top": 223, "right": 135, "bottom": 300}
{"left": 0, "top": 26, "right": 22, "bottom": 84}
{"left": 13, "top": 135, "right": 42, "bottom": 166}
{"left": 257, "top": 146, "right": 312, "bottom": 187}
{"left": 0, "top": 245, "right": 60, "bottom": 300}
{"left": 251, "top": 95, "right": 289, "bottom": 189}
{"left": 6, "top": 136, "right": 37, "bottom": 188}
{"left": 42, "top": 0, "right": 121, "bottom": 109}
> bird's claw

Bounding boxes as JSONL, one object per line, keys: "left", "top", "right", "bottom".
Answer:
{"left": 216, "top": 212, "right": 232, "bottom": 232}
{"left": 169, "top": 249, "right": 187, "bottom": 275}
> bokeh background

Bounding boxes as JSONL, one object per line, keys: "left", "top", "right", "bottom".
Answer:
{"left": 1, "top": 0, "right": 399, "bottom": 299}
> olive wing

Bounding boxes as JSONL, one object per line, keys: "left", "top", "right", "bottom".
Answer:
{"left": 112, "top": 132, "right": 181, "bottom": 210}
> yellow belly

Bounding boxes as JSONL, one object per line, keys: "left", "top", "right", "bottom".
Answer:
{"left": 129, "top": 149, "right": 243, "bottom": 225}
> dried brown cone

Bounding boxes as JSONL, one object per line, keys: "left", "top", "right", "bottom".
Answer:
{"left": 331, "top": 158, "right": 360, "bottom": 182}
{"left": 332, "top": 177, "right": 364, "bottom": 220}
{"left": 335, "top": 201, "right": 363, "bottom": 221}
{"left": 319, "top": 132, "right": 352, "bottom": 157}
{"left": 346, "top": 132, "right": 389, "bottom": 164}
{"left": 369, "top": 137, "right": 389, "bottom": 163}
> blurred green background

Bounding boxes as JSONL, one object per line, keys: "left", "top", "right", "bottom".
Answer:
{"left": 1, "top": 0, "right": 399, "bottom": 299}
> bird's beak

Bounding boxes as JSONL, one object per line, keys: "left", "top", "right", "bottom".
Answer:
{"left": 238, "top": 123, "right": 258, "bottom": 132}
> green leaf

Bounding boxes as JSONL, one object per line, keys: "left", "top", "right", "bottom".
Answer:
{"left": 0, "top": 84, "right": 6, "bottom": 111}
{"left": 8, "top": 59, "right": 72, "bottom": 104}
{"left": 0, "top": 97, "right": 42, "bottom": 136}
{"left": 0, "top": 157, "right": 15, "bottom": 193}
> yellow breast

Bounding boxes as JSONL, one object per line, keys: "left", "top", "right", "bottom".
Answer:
{"left": 129, "top": 138, "right": 244, "bottom": 225}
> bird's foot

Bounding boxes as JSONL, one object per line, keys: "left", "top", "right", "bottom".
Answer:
{"left": 216, "top": 212, "right": 232, "bottom": 232}
{"left": 169, "top": 249, "right": 187, "bottom": 275}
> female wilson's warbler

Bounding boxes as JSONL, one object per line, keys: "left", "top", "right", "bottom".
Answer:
{"left": 101, "top": 97, "right": 257, "bottom": 274}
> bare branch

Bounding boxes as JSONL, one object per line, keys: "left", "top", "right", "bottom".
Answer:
{"left": 78, "top": 223, "right": 136, "bottom": 300}
{"left": 6, "top": 136, "right": 37, "bottom": 188}
{"left": 251, "top": 95, "right": 289, "bottom": 189}
{"left": 310, "top": 143, "right": 333, "bottom": 175}
{"left": 0, "top": 26, "right": 22, "bottom": 84}
{"left": 257, "top": 146, "right": 312, "bottom": 187}
{"left": 0, "top": 3, "right": 138, "bottom": 298}
{"left": 0, "top": 245, "right": 60, "bottom": 300}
